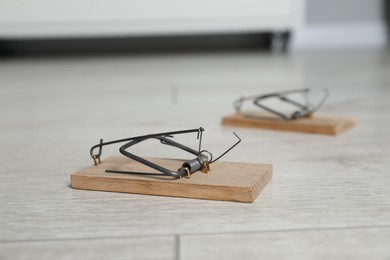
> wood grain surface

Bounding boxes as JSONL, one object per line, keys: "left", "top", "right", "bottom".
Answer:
{"left": 222, "top": 112, "right": 357, "bottom": 135}
{"left": 0, "top": 236, "right": 175, "bottom": 260}
{"left": 180, "top": 227, "right": 390, "bottom": 260}
{"left": 1, "top": 49, "right": 389, "bottom": 259}
{"left": 71, "top": 156, "right": 272, "bottom": 203}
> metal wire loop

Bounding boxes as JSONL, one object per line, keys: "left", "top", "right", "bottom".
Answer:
{"left": 234, "top": 88, "right": 329, "bottom": 121}
{"left": 89, "top": 127, "right": 240, "bottom": 179}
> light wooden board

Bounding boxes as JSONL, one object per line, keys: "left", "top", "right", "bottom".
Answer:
{"left": 180, "top": 227, "right": 390, "bottom": 260}
{"left": 0, "top": 236, "right": 175, "bottom": 260}
{"left": 71, "top": 156, "right": 272, "bottom": 203}
{"left": 222, "top": 112, "right": 357, "bottom": 135}
{"left": 2, "top": 48, "right": 390, "bottom": 258}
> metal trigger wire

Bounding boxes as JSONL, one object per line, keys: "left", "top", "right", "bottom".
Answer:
{"left": 210, "top": 132, "right": 241, "bottom": 164}
{"left": 197, "top": 127, "right": 203, "bottom": 153}
{"left": 312, "top": 88, "right": 329, "bottom": 113}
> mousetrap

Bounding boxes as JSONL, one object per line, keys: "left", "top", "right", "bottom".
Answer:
{"left": 222, "top": 89, "right": 356, "bottom": 135}
{"left": 70, "top": 128, "right": 272, "bottom": 202}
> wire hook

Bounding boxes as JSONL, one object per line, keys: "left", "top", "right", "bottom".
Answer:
{"left": 210, "top": 132, "right": 241, "bottom": 163}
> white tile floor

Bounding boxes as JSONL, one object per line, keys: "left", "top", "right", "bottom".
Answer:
{"left": 0, "top": 48, "right": 389, "bottom": 259}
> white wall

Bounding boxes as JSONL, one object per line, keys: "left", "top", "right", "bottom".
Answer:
{"left": 306, "top": 0, "right": 383, "bottom": 25}
{"left": 293, "top": 0, "right": 387, "bottom": 50}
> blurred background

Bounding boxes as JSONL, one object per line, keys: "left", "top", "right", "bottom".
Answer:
{"left": 0, "top": 0, "right": 388, "bottom": 55}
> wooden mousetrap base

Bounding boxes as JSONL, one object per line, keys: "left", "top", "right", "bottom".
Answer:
{"left": 222, "top": 112, "right": 357, "bottom": 135}
{"left": 71, "top": 156, "right": 272, "bottom": 203}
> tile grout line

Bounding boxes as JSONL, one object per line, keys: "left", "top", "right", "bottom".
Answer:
{"left": 177, "top": 224, "right": 390, "bottom": 238}
{"left": 175, "top": 235, "right": 181, "bottom": 260}
{"left": 1, "top": 224, "right": 390, "bottom": 244}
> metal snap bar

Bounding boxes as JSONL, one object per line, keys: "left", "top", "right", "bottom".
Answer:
{"left": 234, "top": 88, "right": 329, "bottom": 121}
{"left": 89, "top": 128, "right": 241, "bottom": 179}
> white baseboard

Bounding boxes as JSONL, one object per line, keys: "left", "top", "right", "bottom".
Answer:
{"left": 291, "top": 21, "right": 388, "bottom": 51}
